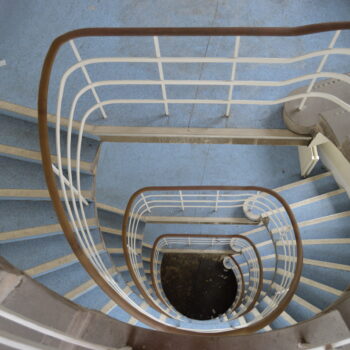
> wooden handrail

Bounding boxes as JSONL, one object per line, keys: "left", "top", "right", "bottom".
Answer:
{"left": 229, "top": 256, "right": 245, "bottom": 311}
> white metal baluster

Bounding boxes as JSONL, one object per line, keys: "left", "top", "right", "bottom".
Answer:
{"left": 69, "top": 40, "right": 108, "bottom": 119}
{"left": 179, "top": 190, "right": 185, "bottom": 211}
{"left": 214, "top": 190, "right": 220, "bottom": 212}
{"left": 298, "top": 30, "right": 341, "bottom": 110}
{"left": 225, "top": 36, "right": 241, "bottom": 117}
{"left": 141, "top": 193, "right": 151, "bottom": 213}
{"left": 51, "top": 164, "right": 88, "bottom": 206}
{"left": 249, "top": 190, "right": 261, "bottom": 216}
{"left": 153, "top": 36, "right": 169, "bottom": 116}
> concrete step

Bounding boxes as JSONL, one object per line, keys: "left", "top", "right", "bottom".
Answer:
{"left": 0, "top": 143, "right": 94, "bottom": 174}
{"left": 0, "top": 110, "right": 100, "bottom": 163}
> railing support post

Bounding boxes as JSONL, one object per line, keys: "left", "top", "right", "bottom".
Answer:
{"left": 298, "top": 30, "right": 341, "bottom": 110}
{"left": 153, "top": 36, "right": 169, "bottom": 116}
{"left": 225, "top": 36, "right": 240, "bottom": 117}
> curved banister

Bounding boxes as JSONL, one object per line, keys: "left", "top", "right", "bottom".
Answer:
{"left": 122, "top": 186, "right": 302, "bottom": 332}
{"left": 227, "top": 256, "right": 245, "bottom": 311}
{"left": 228, "top": 235, "right": 264, "bottom": 315}
{"left": 37, "top": 23, "right": 350, "bottom": 334}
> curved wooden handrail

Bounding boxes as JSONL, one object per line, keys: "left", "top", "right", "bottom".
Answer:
{"left": 228, "top": 256, "right": 245, "bottom": 311}
{"left": 122, "top": 185, "right": 302, "bottom": 333}
{"left": 36, "top": 23, "right": 347, "bottom": 334}
{"left": 149, "top": 233, "right": 251, "bottom": 317}
{"left": 227, "top": 235, "right": 263, "bottom": 315}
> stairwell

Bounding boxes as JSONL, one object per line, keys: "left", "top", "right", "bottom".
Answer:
{"left": 0, "top": 21, "right": 350, "bottom": 349}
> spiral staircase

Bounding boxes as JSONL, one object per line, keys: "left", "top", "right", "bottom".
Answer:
{"left": 0, "top": 24, "right": 350, "bottom": 349}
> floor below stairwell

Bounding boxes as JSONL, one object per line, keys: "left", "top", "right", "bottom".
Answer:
{"left": 161, "top": 253, "right": 237, "bottom": 320}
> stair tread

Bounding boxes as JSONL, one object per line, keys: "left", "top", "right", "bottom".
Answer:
{"left": 0, "top": 217, "right": 97, "bottom": 242}
{"left": 0, "top": 188, "right": 93, "bottom": 200}
{"left": 0, "top": 107, "right": 99, "bottom": 162}
{"left": 0, "top": 143, "right": 93, "bottom": 173}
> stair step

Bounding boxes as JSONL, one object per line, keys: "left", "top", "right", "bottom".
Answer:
{"left": 0, "top": 235, "right": 103, "bottom": 278}
{"left": 291, "top": 191, "right": 350, "bottom": 222}
{"left": 1, "top": 234, "right": 76, "bottom": 274}
{"left": 102, "top": 231, "right": 123, "bottom": 249}
{"left": 96, "top": 202, "right": 125, "bottom": 216}
{"left": 107, "top": 248, "right": 124, "bottom": 254}
{"left": 303, "top": 258, "right": 350, "bottom": 272}
{"left": 0, "top": 188, "right": 93, "bottom": 201}
{"left": 36, "top": 261, "right": 94, "bottom": 299}
{"left": 64, "top": 265, "right": 116, "bottom": 300}
{"left": 274, "top": 171, "right": 340, "bottom": 204}
{"left": 302, "top": 242, "right": 350, "bottom": 267}
{"left": 74, "top": 284, "right": 110, "bottom": 311}
{"left": 108, "top": 305, "right": 137, "bottom": 324}
{"left": 101, "top": 300, "right": 116, "bottom": 314}
{"left": 0, "top": 100, "right": 96, "bottom": 136}
{"left": 267, "top": 297, "right": 297, "bottom": 324}
{"left": 29, "top": 242, "right": 105, "bottom": 278}
{"left": 98, "top": 210, "right": 124, "bottom": 231}
{"left": 301, "top": 263, "right": 350, "bottom": 293}
{"left": 0, "top": 106, "right": 99, "bottom": 161}
{"left": 100, "top": 225, "right": 142, "bottom": 240}
{"left": 274, "top": 171, "right": 331, "bottom": 193}
{"left": 296, "top": 279, "right": 339, "bottom": 310}
{"left": 0, "top": 200, "right": 58, "bottom": 232}
{"left": 0, "top": 143, "right": 93, "bottom": 174}
{"left": 0, "top": 217, "right": 97, "bottom": 242}
{"left": 242, "top": 210, "right": 350, "bottom": 246}
{"left": 286, "top": 295, "right": 321, "bottom": 322}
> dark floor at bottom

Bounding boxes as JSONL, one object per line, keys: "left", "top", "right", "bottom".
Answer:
{"left": 161, "top": 253, "right": 237, "bottom": 320}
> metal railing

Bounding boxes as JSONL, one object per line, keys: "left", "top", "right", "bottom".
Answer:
{"left": 37, "top": 23, "right": 350, "bottom": 334}
{"left": 225, "top": 236, "right": 263, "bottom": 316}
{"left": 223, "top": 256, "right": 244, "bottom": 312}
{"left": 123, "top": 186, "right": 302, "bottom": 331}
